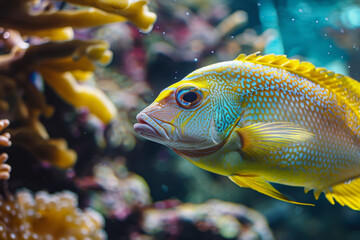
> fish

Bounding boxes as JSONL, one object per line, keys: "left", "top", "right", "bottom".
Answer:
{"left": 134, "top": 52, "right": 360, "bottom": 210}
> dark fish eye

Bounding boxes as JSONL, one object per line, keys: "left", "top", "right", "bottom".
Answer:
{"left": 175, "top": 85, "right": 203, "bottom": 109}
{"left": 182, "top": 91, "right": 198, "bottom": 102}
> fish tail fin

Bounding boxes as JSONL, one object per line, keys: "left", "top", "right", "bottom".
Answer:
{"left": 322, "top": 177, "right": 360, "bottom": 210}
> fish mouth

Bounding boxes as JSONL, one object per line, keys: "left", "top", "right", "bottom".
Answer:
{"left": 134, "top": 113, "right": 171, "bottom": 141}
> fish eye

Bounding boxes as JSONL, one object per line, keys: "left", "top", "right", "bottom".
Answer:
{"left": 175, "top": 85, "right": 203, "bottom": 109}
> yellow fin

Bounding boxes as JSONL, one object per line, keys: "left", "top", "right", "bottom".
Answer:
{"left": 313, "top": 189, "right": 322, "bottom": 200}
{"left": 229, "top": 175, "right": 314, "bottom": 206}
{"left": 235, "top": 122, "right": 314, "bottom": 156}
{"left": 323, "top": 177, "right": 360, "bottom": 210}
{"left": 304, "top": 187, "right": 311, "bottom": 194}
{"left": 234, "top": 53, "right": 360, "bottom": 133}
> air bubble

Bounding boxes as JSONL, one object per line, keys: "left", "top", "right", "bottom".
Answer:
{"left": 161, "top": 184, "right": 169, "bottom": 192}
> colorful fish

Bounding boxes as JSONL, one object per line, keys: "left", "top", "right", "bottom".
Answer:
{"left": 134, "top": 53, "right": 360, "bottom": 210}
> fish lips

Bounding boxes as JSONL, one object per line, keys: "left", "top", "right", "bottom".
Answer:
{"left": 134, "top": 112, "right": 171, "bottom": 142}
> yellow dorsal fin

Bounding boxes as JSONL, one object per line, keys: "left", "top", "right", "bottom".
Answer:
{"left": 229, "top": 175, "right": 314, "bottom": 206}
{"left": 235, "top": 53, "right": 360, "bottom": 129}
{"left": 323, "top": 177, "right": 360, "bottom": 210}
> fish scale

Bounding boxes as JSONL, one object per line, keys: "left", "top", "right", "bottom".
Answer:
{"left": 197, "top": 60, "right": 360, "bottom": 188}
{"left": 135, "top": 53, "right": 360, "bottom": 210}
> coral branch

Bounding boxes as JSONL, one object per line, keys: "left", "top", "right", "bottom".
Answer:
{"left": 0, "top": 40, "right": 112, "bottom": 75}
{"left": 21, "top": 27, "right": 75, "bottom": 41}
{"left": 0, "top": 0, "right": 156, "bottom": 32}
{"left": 65, "top": 0, "right": 131, "bottom": 13}
{"left": 1, "top": 9, "right": 126, "bottom": 31}
{"left": 39, "top": 68, "right": 117, "bottom": 124}
{"left": 0, "top": 119, "right": 10, "bottom": 147}
{"left": 11, "top": 127, "right": 77, "bottom": 168}
{"left": 0, "top": 119, "right": 11, "bottom": 181}
{"left": 0, "top": 153, "right": 10, "bottom": 180}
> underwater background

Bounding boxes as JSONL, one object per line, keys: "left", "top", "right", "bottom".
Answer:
{"left": 0, "top": 0, "right": 359, "bottom": 239}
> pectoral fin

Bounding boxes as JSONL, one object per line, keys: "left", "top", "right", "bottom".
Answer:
{"left": 229, "top": 175, "right": 314, "bottom": 206}
{"left": 235, "top": 122, "right": 314, "bottom": 156}
{"left": 322, "top": 177, "right": 360, "bottom": 210}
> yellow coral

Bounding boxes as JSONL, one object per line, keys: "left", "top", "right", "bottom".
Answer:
{"left": 40, "top": 68, "right": 117, "bottom": 125}
{"left": 35, "top": 40, "right": 117, "bottom": 124}
{"left": 21, "top": 27, "right": 75, "bottom": 41}
{"left": 0, "top": 190, "right": 106, "bottom": 240}
{"left": 11, "top": 127, "right": 77, "bottom": 169}
{"left": 0, "top": 0, "right": 156, "bottom": 33}
{"left": 0, "top": 0, "right": 157, "bottom": 170}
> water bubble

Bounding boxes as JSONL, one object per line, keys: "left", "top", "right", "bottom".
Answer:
{"left": 325, "top": 17, "right": 329, "bottom": 21}
{"left": 299, "top": 9, "right": 303, "bottom": 13}
{"left": 230, "top": 35, "right": 234, "bottom": 39}
{"left": 257, "top": 2, "right": 261, "bottom": 6}
{"left": 194, "top": 58, "right": 198, "bottom": 62}
{"left": 3, "top": 32, "right": 9, "bottom": 39}
{"left": 162, "top": 31, "right": 166, "bottom": 35}
{"left": 348, "top": 65, "right": 351, "bottom": 68}
{"left": 340, "top": 29, "right": 344, "bottom": 33}
{"left": 161, "top": 184, "right": 168, "bottom": 192}
{"left": 329, "top": 44, "right": 333, "bottom": 48}
{"left": 291, "top": 18, "right": 295, "bottom": 21}
{"left": 211, "top": 50, "right": 214, "bottom": 54}
{"left": 294, "top": 206, "right": 303, "bottom": 215}
{"left": 315, "top": 20, "right": 319, "bottom": 23}
{"left": 185, "top": 12, "right": 190, "bottom": 16}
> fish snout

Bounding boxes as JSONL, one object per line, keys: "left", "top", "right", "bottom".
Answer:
{"left": 134, "top": 112, "right": 171, "bottom": 142}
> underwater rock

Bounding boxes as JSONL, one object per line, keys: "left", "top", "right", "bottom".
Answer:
{"left": 90, "top": 158, "right": 151, "bottom": 219}
{"left": 142, "top": 199, "right": 274, "bottom": 240}
{"left": 86, "top": 160, "right": 273, "bottom": 240}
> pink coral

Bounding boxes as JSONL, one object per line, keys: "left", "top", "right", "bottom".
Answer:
{"left": 0, "top": 119, "right": 11, "bottom": 180}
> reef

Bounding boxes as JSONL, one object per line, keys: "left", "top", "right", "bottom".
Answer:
{"left": 89, "top": 160, "right": 274, "bottom": 240}
{"left": 0, "top": 0, "right": 156, "bottom": 169}
{"left": 142, "top": 199, "right": 274, "bottom": 240}
{"left": 3, "top": 0, "right": 357, "bottom": 240}
{"left": 0, "top": 190, "right": 106, "bottom": 240}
